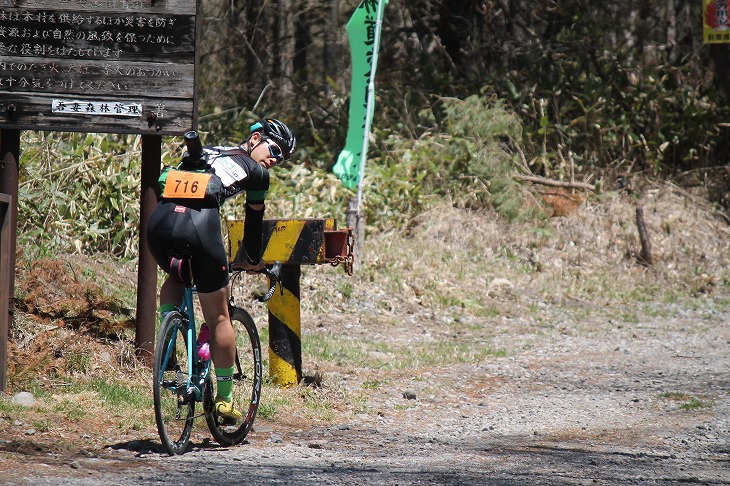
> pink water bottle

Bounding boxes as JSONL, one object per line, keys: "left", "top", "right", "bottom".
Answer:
{"left": 197, "top": 322, "right": 211, "bottom": 361}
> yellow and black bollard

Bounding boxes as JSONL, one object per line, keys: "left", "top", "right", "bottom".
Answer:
{"left": 267, "top": 265, "right": 301, "bottom": 386}
{"left": 228, "top": 218, "right": 352, "bottom": 387}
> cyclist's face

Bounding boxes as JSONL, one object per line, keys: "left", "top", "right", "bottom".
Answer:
{"left": 250, "top": 133, "right": 280, "bottom": 169}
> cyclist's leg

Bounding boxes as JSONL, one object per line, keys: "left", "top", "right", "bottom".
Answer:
{"left": 198, "top": 288, "right": 242, "bottom": 419}
{"left": 160, "top": 275, "right": 184, "bottom": 309}
{"left": 146, "top": 201, "right": 188, "bottom": 311}
{"left": 198, "top": 287, "right": 235, "bottom": 368}
{"left": 204, "top": 306, "right": 262, "bottom": 445}
{"left": 183, "top": 206, "right": 242, "bottom": 419}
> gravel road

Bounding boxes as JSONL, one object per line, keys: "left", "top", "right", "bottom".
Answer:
{"left": 6, "top": 300, "right": 728, "bottom": 485}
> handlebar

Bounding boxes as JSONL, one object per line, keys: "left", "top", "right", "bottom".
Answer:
{"left": 181, "top": 129, "right": 207, "bottom": 170}
{"left": 183, "top": 130, "right": 203, "bottom": 160}
{"left": 229, "top": 261, "right": 282, "bottom": 303}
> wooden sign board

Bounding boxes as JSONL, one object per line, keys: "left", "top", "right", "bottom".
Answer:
{"left": 0, "top": 0, "right": 198, "bottom": 135}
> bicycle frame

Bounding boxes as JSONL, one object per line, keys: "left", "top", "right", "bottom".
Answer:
{"left": 154, "top": 261, "right": 278, "bottom": 454}
{"left": 161, "top": 285, "right": 211, "bottom": 403}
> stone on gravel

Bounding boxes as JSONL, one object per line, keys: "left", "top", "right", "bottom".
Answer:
{"left": 11, "top": 392, "right": 35, "bottom": 407}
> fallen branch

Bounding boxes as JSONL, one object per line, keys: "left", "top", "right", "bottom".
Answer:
{"left": 515, "top": 174, "right": 597, "bottom": 192}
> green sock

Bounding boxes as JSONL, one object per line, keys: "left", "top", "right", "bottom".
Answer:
{"left": 158, "top": 304, "right": 176, "bottom": 323}
{"left": 215, "top": 366, "right": 235, "bottom": 401}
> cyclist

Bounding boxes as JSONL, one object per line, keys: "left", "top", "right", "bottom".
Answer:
{"left": 147, "top": 118, "right": 296, "bottom": 419}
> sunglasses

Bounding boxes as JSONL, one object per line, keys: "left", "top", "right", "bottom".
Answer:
{"left": 263, "top": 137, "right": 285, "bottom": 165}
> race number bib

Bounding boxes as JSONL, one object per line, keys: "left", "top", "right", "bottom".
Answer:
{"left": 162, "top": 170, "right": 212, "bottom": 199}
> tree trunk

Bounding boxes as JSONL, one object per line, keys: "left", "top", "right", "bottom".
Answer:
{"left": 323, "top": 0, "right": 341, "bottom": 93}
{"left": 711, "top": 44, "right": 730, "bottom": 101}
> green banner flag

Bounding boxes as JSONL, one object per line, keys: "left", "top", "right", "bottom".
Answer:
{"left": 333, "top": 0, "right": 388, "bottom": 189}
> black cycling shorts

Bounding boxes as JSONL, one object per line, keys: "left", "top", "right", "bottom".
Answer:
{"left": 146, "top": 201, "right": 229, "bottom": 293}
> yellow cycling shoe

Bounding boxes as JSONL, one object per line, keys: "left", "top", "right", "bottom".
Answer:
{"left": 214, "top": 398, "right": 242, "bottom": 420}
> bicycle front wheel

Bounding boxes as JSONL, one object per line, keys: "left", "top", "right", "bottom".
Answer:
{"left": 153, "top": 311, "right": 195, "bottom": 455}
{"left": 204, "top": 306, "right": 263, "bottom": 446}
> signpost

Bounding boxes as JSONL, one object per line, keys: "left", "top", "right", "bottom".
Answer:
{"left": 0, "top": 0, "right": 198, "bottom": 135}
{"left": 0, "top": 0, "right": 201, "bottom": 381}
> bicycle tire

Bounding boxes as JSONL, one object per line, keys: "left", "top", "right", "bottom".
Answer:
{"left": 153, "top": 311, "right": 195, "bottom": 455}
{"left": 204, "top": 306, "right": 263, "bottom": 446}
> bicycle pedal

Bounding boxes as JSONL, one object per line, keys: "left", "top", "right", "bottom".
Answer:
{"left": 161, "top": 379, "right": 178, "bottom": 388}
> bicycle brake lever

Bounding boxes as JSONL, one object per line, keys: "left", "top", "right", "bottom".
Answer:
{"left": 257, "top": 261, "right": 282, "bottom": 302}
{"left": 269, "top": 262, "right": 283, "bottom": 295}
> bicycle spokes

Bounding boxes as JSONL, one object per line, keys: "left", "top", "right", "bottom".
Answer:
{"left": 204, "top": 307, "right": 262, "bottom": 447}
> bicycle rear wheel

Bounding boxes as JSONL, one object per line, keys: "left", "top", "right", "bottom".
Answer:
{"left": 204, "top": 306, "right": 263, "bottom": 446}
{"left": 153, "top": 311, "right": 195, "bottom": 455}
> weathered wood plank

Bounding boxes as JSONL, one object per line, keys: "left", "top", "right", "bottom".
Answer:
{"left": 0, "top": 10, "right": 196, "bottom": 62}
{"left": 0, "top": 58, "right": 195, "bottom": 98}
{"left": 0, "top": 92, "right": 195, "bottom": 135}
{"left": 0, "top": 0, "right": 194, "bottom": 13}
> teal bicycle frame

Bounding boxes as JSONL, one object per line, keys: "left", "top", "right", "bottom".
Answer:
{"left": 154, "top": 260, "right": 279, "bottom": 455}
{"left": 160, "top": 285, "right": 210, "bottom": 403}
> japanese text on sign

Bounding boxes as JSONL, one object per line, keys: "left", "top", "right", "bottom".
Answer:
{"left": 0, "top": 0, "right": 198, "bottom": 135}
{"left": 52, "top": 99, "right": 142, "bottom": 116}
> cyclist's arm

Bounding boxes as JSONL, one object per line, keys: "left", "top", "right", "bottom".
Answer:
{"left": 243, "top": 201, "right": 264, "bottom": 267}
{"left": 242, "top": 165, "right": 270, "bottom": 267}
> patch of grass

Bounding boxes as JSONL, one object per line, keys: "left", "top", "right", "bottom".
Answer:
{"left": 303, "top": 334, "right": 373, "bottom": 366}
{"left": 258, "top": 326, "right": 269, "bottom": 345}
{"left": 0, "top": 398, "right": 20, "bottom": 415}
{"left": 304, "top": 331, "right": 506, "bottom": 371}
{"left": 33, "top": 419, "right": 50, "bottom": 432}
{"left": 93, "top": 381, "right": 140, "bottom": 406}
{"left": 399, "top": 341, "right": 507, "bottom": 368}
{"left": 659, "top": 391, "right": 691, "bottom": 401}
{"left": 256, "top": 390, "right": 292, "bottom": 420}
{"left": 658, "top": 392, "right": 712, "bottom": 410}
{"left": 680, "top": 398, "right": 712, "bottom": 410}
{"left": 299, "top": 388, "right": 335, "bottom": 420}
{"left": 471, "top": 307, "right": 502, "bottom": 319}
{"left": 617, "top": 311, "right": 641, "bottom": 324}
{"left": 65, "top": 351, "right": 92, "bottom": 374}
{"left": 394, "top": 404, "right": 418, "bottom": 411}
{"left": 362, "top": 379, "right": 385, "bottom": 389}
{"left": 338, "top": 282, "right": 355, "bottom": 299}
{"left": 54, "top": 400, "right": 86, "bottom": 422}
{"left": 81, "top": 378, "right": 151, "bottom": 409}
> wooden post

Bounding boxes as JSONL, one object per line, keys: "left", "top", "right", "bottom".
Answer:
{"left": 135, "top": 135, "right": 161, "bottom": 365}
{"left": 0, "top": 129, "right": 20, "bottom": 393}
{"left": 0, "top": 193, "right": 11, "bottom": 393}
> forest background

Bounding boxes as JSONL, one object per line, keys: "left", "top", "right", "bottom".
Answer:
{"left": 17, "top": 0, "right": 730, "bottom": 256}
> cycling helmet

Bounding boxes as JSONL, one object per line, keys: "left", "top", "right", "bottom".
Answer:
{"left": 249, "top": 118, "right": 297, "bottom": 161}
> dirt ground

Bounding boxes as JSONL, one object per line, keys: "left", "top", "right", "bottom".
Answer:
{"left": 1, "top": 184, "right": 729, "bottom": 484}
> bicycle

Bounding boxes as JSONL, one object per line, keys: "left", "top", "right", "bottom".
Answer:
{"left": 152, "top": 256, "right": 282, "bottom": 455}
